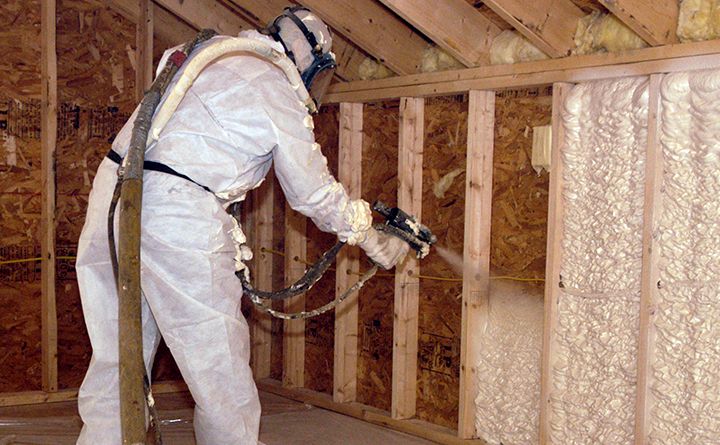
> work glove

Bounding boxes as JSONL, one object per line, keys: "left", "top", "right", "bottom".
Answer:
{"left": 359, "top": 227, "right": 410, "bottom": 270}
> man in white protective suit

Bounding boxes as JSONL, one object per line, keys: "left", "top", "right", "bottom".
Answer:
{"left": 75, "top": 7, "right": 408, "bottom": 445}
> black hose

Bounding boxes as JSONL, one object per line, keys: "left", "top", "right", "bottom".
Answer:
{"left": 237, "top": 241, "right": 345, "bottom": 301}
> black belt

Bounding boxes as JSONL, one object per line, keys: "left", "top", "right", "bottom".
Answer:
{"left": 107, "top": 149, "right": 212, "bottom": 193}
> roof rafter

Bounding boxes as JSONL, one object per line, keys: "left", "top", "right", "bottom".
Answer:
{"left": 223, "top": 0, "right": 378, "bottom": 81}
{"left": 296, "top": 0, "right": 429, "bottom": 75}
{"left": 108, "top": 0, "right": 197, "bottom": 45}
{"left": 379, "top": 0, "right": 501, "bottom": 67}
{"left": 598, "top": 0, "right": 679, "bottom": 46}
{"left": 482, "top": 0, "right": 585, "bottom": 58}
{"left": 153, "top": 0, "right": 252, "bottom": 36}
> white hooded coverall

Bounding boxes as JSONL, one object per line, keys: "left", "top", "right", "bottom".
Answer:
{"left": 75, "top": 32, "right": 372, "bottom": 444}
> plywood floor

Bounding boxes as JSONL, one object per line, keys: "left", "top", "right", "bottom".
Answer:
{"left": 0, "top": 390, "right": 437, "bottom": 444}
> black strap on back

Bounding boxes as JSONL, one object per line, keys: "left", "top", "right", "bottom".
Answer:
{"left": 107, "top": 149, "right": 213, "bottom": 193}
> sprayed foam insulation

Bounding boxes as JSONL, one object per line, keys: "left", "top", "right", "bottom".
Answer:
{"left": 420, "top": 46, "right": 464, "bottom": 73}
{"left": 645, "top": 69, "right": 720, "bottom": 444}
{"left": 549, "top": 76, "right": 648, "bottom": 444}
{"left": 472, "top": 90, "right": 552, "bottom": 445}
{"left": 303, "top": 105, "right": 341, "bottom": 394}
{"left": 490, "top": 30, "right": 548, "bottom": 66}
{"left": 357, "top": 101, "right": 399, "bottom": 411}
{"left": 490, "top": 91, "right": 552, "bottom": 280}
{"left": 573, "top": 11, "right": 647, "bottom": 56}
{"left": 474, "top": 281, "right": 544, "bottom": 445}
{"left": 358, "top": 58, "right": 394, "bottom": 81}
{"left": 416, "top": 95, "right": 467, "bottom": 428}
{"left": 677, "top": 0, "right": 720, "bottom": 42}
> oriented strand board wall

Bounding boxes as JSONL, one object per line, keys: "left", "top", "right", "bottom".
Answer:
{"left": 55, "top": 0, "right": 144, "bottom": 389}
{"left": 491, "top": 89, "right": 552, "bottom": 279}
{"left": 0, "top": 0, "right": 186, "bottom": 392}
{"left": 357, "top": 101, "right": 399, "bottom": 411}
{"left": 303, "top": 105, "right": 340, "bottom": 393}
{"left": 0, "top": 0, "right": 43, "bottom": 392}
{"left": 417, "top": 96, "right": 467, "bottom": 428}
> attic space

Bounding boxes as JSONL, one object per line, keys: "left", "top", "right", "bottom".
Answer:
{"left": 1, "top": 1, "right": 720, "bottom": 445}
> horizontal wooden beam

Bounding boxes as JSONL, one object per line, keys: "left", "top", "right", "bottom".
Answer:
{"left": 256, "top": 378, "right": 488, "bottom": 445}
{"left": 324, "top": 40, "right": 720, "bottom": 103}
{"left": 0, "top": 381, "right": 189, "bottom": 408}
{"left": 379, "top": 0, "right": 500, "bottom": 67}
{"left": 598, "top": 0, "right": 679, "bottom": 46}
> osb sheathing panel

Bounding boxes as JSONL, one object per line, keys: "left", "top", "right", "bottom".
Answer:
{"left": 417, "top": 96, "right": 467, "bottom": 428}
{"left": 55, "top": 0, "right": 146, "bottom": 389}
{"left": 491, "top": 89, "right": 552, "bottom": 280}
{"left": 357, "top": 101, "right": 399, "bottom": 411}
{"left": 0, "top": 1, "right": 42, "bottom": 392}
{"left": 303, "top": 105, "right": 340, "bottom": 394}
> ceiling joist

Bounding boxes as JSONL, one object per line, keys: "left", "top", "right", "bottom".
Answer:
{"left": 297, "top": 0, "right": 429, "bottom": 75}
{"left": 482, "top": 0, "right": 585, "bottom": 58}
{"left": 379, "top": 0, "right": 501, "bottom": 67}
{"left": 598, "top": 0, "right": 679, "bottom": 46}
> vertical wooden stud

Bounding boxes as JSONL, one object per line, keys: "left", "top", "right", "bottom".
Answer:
{"left": 283, "top": 206, "right": 307, "bottom": 388}
{"left": 251, "top": 173, "right": 274, "bottom": 379}
{"left": 41, "top": 0, "right": 58, "bottom": 394}
{"left": 391, "top": 97, "right": 424, "bottom": 420}
{"left": 135, "top": 0, "right": 153, "bottom": 102}
{"left": 333, "top": 102, "right": 363, "bottom": 403}
{"left": 539, "top": 82, "right": 573, "bottom": 445}
{"left": 457, "top": 90, "right": 495, "bottom": 438}
{"left": 634, "top": 74, "right": 663, "bottom": 445}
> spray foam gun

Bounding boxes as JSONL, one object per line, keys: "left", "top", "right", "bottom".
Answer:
{"left": 239, "top": 201, "right": 436, "bottom": 320}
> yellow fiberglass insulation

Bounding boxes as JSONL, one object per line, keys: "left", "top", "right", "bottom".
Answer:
{"left": 489, "top": 30, "right": 548, "bottom": 65}
{"left": 573, "top": 12, "right": 647, "bottom": 55}
{"left": 357, "top": 58, "right": 393, "bottom": 80}
{"left": 420, "top": 46, "right": 464, "bottom": 73}
{"left": 677, "top": 0, "right": 720, "bottom": 42}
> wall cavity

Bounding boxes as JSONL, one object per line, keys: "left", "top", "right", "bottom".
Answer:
{"left": 648, "top": 70, "right": 720, "bottom": 444}
{"left": 474, "top": 281, "right": 543, "bottom": 445}
{"left": 550, "top": 77, "right": 648, "bottom": 444}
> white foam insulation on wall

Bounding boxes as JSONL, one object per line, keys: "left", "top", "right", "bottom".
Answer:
{"left": 647, "top": 70, "right": 720, "bottom": 444}
{"left": 549, "top": 76, "right": 648, "bottom": 444}
{"left": 474, "top": 281, "right": 543, "bottom": 445}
